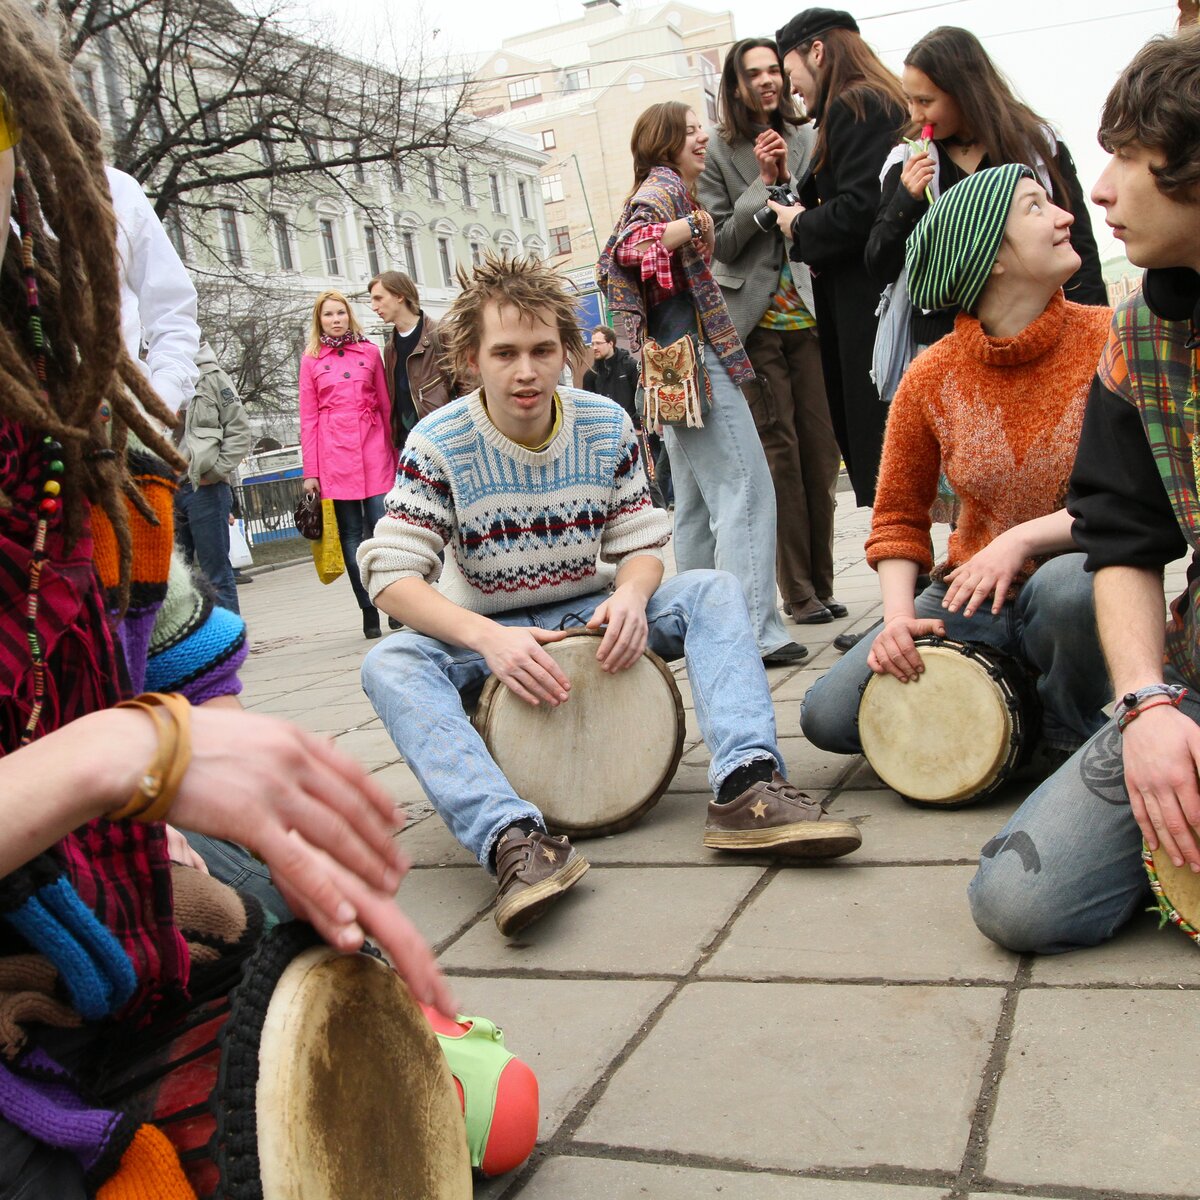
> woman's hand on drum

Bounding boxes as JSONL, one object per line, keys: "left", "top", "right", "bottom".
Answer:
{"left": 867, "top": 615, "right": 947, "bottom": 682}
{"left": 1122, "top": 705, "right": 1200, "bottom": 871}
{"left": 586, "top": 588, "right": 649, "bottom": 673}
{"left": 477, "top": 624, "right": 572, "bottom": 707}
{"left": 900, "top": 150, "right": 936, "bottom": 201}
{"left": 942, "top": 531, "right": 1028, "bottom": 617}
{"left": 303, "top": 477, "right": 320, "bottom": 496}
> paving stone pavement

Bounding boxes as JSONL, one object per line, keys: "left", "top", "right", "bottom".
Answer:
{"left": 237, "top": 495, "right": 1199, "bottom": 1200}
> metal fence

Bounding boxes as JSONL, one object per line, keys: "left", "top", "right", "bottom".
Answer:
{"left": 231, "top": 476, "right": 306, "bottom": 545}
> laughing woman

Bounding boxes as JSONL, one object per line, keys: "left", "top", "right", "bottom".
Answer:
{"left": 299, "top": 290, "right": 397, "bottom": 639}
{"left": 598, "top": 101, "right": 806, "bottom": 667}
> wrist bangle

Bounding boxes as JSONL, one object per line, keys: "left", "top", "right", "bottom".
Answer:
{"left": 686, "top": 212, "right": 702, "bottom": 240}
{"left": 1115, "top": 684, "right": 1188, "bottom": 732}
{"left": 106, "top": 693, "right": 192, "bottom": 823}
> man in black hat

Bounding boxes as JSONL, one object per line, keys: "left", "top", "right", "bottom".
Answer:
{"left": 764, "top": 9, "right": 906, "bottom": 516}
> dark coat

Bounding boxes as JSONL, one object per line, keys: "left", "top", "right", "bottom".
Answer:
{"left": 790, "top": 88, "right": 906, "bottom": 507}
{"left": 865, "top": 138, "right": 1109, "bottom": 347}
{"left": 582, "top": 347, "right": 640, "bottom": 425}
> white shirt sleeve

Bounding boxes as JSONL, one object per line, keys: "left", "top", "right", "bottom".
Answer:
{"left": 106, "top": 166, "right": 201, "bottom": 414}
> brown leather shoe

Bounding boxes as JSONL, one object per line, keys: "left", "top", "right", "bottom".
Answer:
{"left": 704, "top": 772, "right": 861, "bottom": 858}
{"left": 493, "top": 828, "right": 589, "bottom": 936}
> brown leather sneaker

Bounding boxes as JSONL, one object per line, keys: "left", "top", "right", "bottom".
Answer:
{"left": 493, "top": 828, "right": 590, "bottom": 936}
{"left": 704, "top": 772, "right": 862, "bottom": 858}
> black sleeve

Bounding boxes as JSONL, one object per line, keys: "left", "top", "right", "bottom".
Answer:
{"left": 1055, "top": 141, "right": 1108, "bottom": 307}
{"left": 791, "top": 92, "right": 903, "bottom": 270}
{"left": 1068, "top": 375, "right": 1187, "bottom": 570}
{"left": 582, "top": 368, "right": 597, "bottom": 393}
{"left": 864, "top": 159, "right": 928, "bottom": 287}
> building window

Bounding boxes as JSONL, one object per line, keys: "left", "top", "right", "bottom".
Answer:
{"left": 270, "top": 213, "right": 293, "bottom": 271}
{"left": 401, "top": 230, "right": 419, "bottom": 281}
{"left": 470, "top": 241, "right": 483, "bottom": 267}
{"left": 391, "top": 159, "right": 406, "bottom": 192}
{"left": 489, "top": 172, "right": 503, "bottom": 214}
{"left": 437, "top": 237, "right": 454, "bottom": 288}
{"left": 319, "top": 218, "right": 340, "bottom": 275}
{"left": 706, "top": 88, "right": 719, "bottom": 123}
{"left": 541, "top": 173, "right": 564, "bottom": 204}
{"left": 364, "top": 226, "right": 381, "bottom": 276}
{"left": 540, "top": 129, "right": 556, "bottom": 150}
{"left": 507, "top": 77, "right": 541, "bottom": 105}
{"left": 425, "top": 158, "right": 441, "bottom": 200}
{"left": 459, "top": 164, "right": 473, "bottom": 206}
{"left": 550, "top": 226, "right": 571, "bottom": 256}
{"left": 164, "top": 212, "right": 187, "bottom": 262}
{"left": 518, "top": 180, "right": 532, "bottom": 220}
{"left": 563, "top": 68, "right": 589, "bottom": 93}
{"left": 218, "top": 207, "right": 243, "bottom": 266}
{"left": 74, "top": 68, "right": 99, "bottom": 119}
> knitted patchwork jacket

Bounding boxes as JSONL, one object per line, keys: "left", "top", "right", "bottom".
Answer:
{"left": 358, "top": 388, "right": 671, "bottom": 614}
{"left": 866, "top": 293, "right": 1111, "bottom": 587}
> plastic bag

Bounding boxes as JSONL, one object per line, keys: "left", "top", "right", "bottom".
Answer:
{"left": 311, "top": 500, "right": 345, "bottom": 585}
{"left": 228, "top": 518, "right": 253, "bottom": 569}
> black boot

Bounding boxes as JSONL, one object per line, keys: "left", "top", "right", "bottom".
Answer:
{"left": 362, "top": 608, "right": 382, "bottom": 639}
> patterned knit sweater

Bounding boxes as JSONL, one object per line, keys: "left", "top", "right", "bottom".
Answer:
{"left": 866, "top": 293, "right": 1111, "bottom": 585}
{"left": 358, "top": 387, "right": 671, "bottom": 614}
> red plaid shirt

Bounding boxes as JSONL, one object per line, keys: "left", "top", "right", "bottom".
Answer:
{"left": 614, "top": 218, "right": 712, "bottom": 308}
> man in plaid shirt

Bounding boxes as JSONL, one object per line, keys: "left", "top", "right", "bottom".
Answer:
{"left": 969, "top": 28, "right": 1200, "bottom": 955}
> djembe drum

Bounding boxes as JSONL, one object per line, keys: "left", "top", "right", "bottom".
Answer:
{"left": 857, "top": 636, "right": 1039, "bottom": 808}
{"left": 1144, "top": 843, "right": 1200, "bottom": 945}
{"left": 472, "top": 630, "right": 685, "bottom": 838}
{"left": 90, "top": 922, "right": 472, "bottom": 1199}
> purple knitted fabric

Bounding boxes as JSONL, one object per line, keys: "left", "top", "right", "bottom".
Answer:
{"left": 0, "top": 1057, "right": 123, "bottom": 1172}
{"left": 116, "top": 609, "right": 157, "bottom": 695}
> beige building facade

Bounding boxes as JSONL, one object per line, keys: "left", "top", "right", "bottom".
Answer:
{"left": 471, "top": 0, "right": 736, "bottom": 275}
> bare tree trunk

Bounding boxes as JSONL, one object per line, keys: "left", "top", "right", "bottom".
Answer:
{"left": 1181, "top": 0, "right": 1200, "bottom": 27}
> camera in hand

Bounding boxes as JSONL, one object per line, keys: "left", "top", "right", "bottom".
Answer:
{"left": 752, "top": 183, "right": 800, "bottom": 233}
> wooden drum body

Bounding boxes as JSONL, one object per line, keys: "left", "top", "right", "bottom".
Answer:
{"left": 857, "top": 637, "right": 1039, "bottom": 808}
{"left": 472, "top": 630, "right": 685, "bottom": 838}
{"left": 1144, "top": 843, "right": 1200, "bottom": 946}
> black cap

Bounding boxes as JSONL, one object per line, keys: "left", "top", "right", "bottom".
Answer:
{"left": 775, "top": 8, "right": 860, "bottom": 57}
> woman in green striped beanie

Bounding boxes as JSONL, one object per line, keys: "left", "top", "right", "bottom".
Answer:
{"left": 799, "top": 163, "right": 1114, "bottom": 792}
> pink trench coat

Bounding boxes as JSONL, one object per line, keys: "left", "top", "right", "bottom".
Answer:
{"left": 299, "top": 340, "right": 397, "bottom": 500}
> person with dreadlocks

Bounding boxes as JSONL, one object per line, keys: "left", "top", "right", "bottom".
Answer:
{"left": 0, "top": 7, "right": 455, "bottom": 1194}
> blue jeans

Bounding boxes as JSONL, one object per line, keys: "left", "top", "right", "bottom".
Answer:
{"left": 800, "top": 554, "right": 1112, "bottom": 754}
{"left": 185, "top": 833, "right": 293, "bottom": 924}
{"left": 362, "top": 569, "right": 782, "bottom": 870}
{"left": 334, "top": 494, "right": 387, "bottom": 611}
{"left": 663, "top": 347, "right": 792, "bottom": 658}
{"left": 175, "top": 480, "right": 238, "bottom": 613}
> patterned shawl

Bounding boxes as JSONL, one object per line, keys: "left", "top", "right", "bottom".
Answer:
{"left": 596, "top": 165, "right": 753, "bottom": 386}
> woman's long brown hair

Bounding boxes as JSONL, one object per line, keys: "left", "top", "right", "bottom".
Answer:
{"left": 628, "top": 101, "right": 693, "bottom": 198}
{"left": 0, "top": 2, "right": 183, "bottom": 612}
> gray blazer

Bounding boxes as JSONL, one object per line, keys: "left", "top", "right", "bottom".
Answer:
{"left": 698, "top": 123, "right": 818, "bottom": 341}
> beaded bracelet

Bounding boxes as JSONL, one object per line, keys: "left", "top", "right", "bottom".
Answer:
{"left": 1115, "top": 684, "right": 1188, "bottom": 733}
{"left": 686, "top": 211, "right": 702, "bottom": 240}
{"left": 105, "top": 693, "right": 193, "bottom": 823}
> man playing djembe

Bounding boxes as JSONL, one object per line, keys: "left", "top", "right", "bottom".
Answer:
{"left": 358, "top": 254, "right": 861, "bottom": 937}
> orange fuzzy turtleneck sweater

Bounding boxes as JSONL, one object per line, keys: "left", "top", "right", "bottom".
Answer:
{"left": 865, "top": 292, "right": 1111, "bottom": 585}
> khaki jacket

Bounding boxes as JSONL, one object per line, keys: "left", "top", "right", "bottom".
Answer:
{"left": 183, "top": 342, "right": 252, "bottom": 486}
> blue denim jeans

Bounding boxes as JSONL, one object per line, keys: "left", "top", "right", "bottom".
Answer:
{"left": 800, "top": 554, "right": 1112, "bottom": 754}
{"left": 361, "top": 569, "right": 782, "bottom": 870}
{"left": 663, "top": 347, "right": 792, "bottom": 658}
{"left": 184, "top": 833, "right": 293, "bottom": 924}
{"left": 175, "top": 480, "right": 238, "bottom": 613}
{"left": 334, "top": 493, "right": 388, "bottom": 611}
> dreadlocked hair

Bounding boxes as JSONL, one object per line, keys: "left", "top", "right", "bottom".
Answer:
{"left": 0, "top": 2, "right": 184, "bottom": 614}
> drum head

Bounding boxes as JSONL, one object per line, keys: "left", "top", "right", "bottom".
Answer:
{"left": 858, "top": 644, "right": 1014, "bottom": 805}
{"left": 257, "top": 948, "right": 472, "bottom": 1200}
{"left": 473, "top": 632, "right": 684, "bottom": 838}
{"left": 1147, "top": 845, "right": 1200, "bottom": 943}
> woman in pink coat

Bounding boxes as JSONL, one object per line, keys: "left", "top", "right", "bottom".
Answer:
{"left": 300, "top": 289, "right": 397, "bottom": 638}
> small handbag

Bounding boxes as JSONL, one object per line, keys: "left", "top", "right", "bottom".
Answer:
{"left": 640, "top": 293, "right": 711, "bottom": 434}
{"left": 294, "top": 491, "right": 322, "bottom": 540}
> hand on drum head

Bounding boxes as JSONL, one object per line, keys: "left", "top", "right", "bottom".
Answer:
{"left": 942, "top": 533, "right": 1027, "bottom": 617}
{"left": 867, "top": 616, "right": 947, "bottom": 682}
{"left": 477, "top": 624, "right": 572, "bottom": 707}
{"left": 586, "top": 589, "right": 650, "bottom": 673}
{"left": 1122, "top": 705, "right": 1200, "bottom": 872}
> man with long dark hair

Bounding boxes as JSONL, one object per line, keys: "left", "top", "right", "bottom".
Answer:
{"left": 699, "top": 37, "right": 843, "bottom": 626}
{"left": 767, "top": 9, "right": 907, "bottom": 510}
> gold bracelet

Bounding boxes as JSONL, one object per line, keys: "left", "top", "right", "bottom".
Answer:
{"left": 105, "top": 693, "right": 193, "bottom": 823}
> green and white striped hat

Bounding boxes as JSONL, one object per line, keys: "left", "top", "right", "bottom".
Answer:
{"left": 905, "top": 163, "right": 1035, "bottom": 314}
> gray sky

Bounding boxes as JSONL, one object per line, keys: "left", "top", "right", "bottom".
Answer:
{"left": 300, "top": 0, "right": 1179, "bottom": 260}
